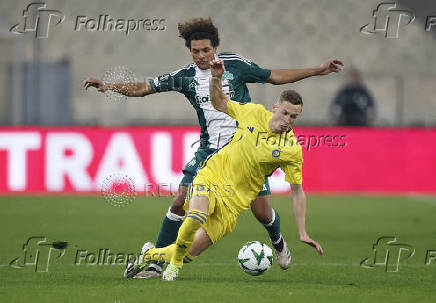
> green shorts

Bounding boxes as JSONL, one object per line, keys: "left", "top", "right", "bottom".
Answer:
{"left": 181, "top": 148, "right": 271, "bottom": 196}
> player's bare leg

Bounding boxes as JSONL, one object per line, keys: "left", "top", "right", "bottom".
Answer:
{"left": 169, "top": 185, "right": 188, "bottom": 216}
{"left": 250, "top": 194, "right": 273, "bottom": 224}
{"left": 189, "top": 227, "right": 213, "bottom": 256}
{"left": 251, "top": 195, "right": 291, "bottom": 269}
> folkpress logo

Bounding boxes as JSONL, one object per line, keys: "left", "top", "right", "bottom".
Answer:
{"left": 361, "top": 2, "right": 415, "bottom": 38}
{"left": 360, "top": 236, "right": 415, "bottom": 272}
{"left": 10, "top": 2, "right": 65, "bottom": 39}
{"left": 9, "top": 236, "right": 68, "bottom": 272}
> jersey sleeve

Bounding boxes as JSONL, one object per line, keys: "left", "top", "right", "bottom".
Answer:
{"left": 226, "top": 100, "right": 264, "bottom": 122}
{"left": 281, "top": 154, "right": 303, "bottom": 185}
{"left": 243, "top": 61, "right": 272, "bottom": 83}
{"left": 149, "top": 68, "right": 185, "bottom": 93}
{"left": 219, "top": 53, "right": 271, "bottom": 83}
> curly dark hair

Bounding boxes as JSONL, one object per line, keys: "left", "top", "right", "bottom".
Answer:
{"left": 280, "top": 90, "right": 303, "bottom": 106}
{"left": 178, "top": 17, "right": 220, "bottom": 49}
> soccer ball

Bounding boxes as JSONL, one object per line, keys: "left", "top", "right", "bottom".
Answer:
{"left": 237, "top": 241, "right": 273, "bottom": 276}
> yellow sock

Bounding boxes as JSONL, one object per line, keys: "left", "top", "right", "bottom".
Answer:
{"left": 144, "top": 244, "right": 198, "bottom": 264}
{"left": 183, "top": 252, "right": 196, "bottom": 264}
{"left": 143, "top": 244, "right": 176, "bottom": 264}
{"left": 171, "top": 209, "right": 207, "bottom": 267}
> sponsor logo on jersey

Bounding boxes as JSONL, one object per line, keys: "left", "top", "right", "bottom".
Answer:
{"left": 247, "top": 127, "right": 255, "bottom": 133}
{"left": 195, "top": 95, "right": 210, "bottom": 104}
{"left": 189, "top": 79, "right": 200, "bottom": 89}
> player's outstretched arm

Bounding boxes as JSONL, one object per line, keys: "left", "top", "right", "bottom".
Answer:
{"left": 209, "top": 59, "right": 229, "bottom": 114}
{"left": 267, "top": 58, "right": 344, "bottom": 85}
{"left": 290, "top": 184, "right": 324, "bottom": 255}
{"left": 83, "top": 78, "right": 155, "bottom": 97}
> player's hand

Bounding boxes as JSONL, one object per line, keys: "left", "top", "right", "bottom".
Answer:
{"left": 210, "top": 59, "right": 225, "bottom": 78}
{"left": 300, "top": 235, "right": 324, "bottom": 255}
{"left": 83, "top": 78, "right": 106, "bottom": 92}
{"left": 318, "top": 58, "right": 344, "bottom": 75}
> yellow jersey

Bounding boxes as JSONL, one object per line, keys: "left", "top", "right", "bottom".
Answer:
{"left": 191, "top": 100, "right": 303, "bottom": 216}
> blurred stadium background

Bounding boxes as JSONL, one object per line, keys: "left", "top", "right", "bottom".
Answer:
{"left": 0, "top": 0, "right": 435, "bottom": 126}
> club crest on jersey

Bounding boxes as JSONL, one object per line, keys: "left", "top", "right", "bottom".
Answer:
{"left": 247, "top": 126, "right": 255, "bottom": 133}
{"left": 272, "top": 149, "right": 281, "bottom": 158}
{"left": 222, "top": 71, "right": 234, "bottom": 81}
{"left": 189, "top": 79, "right": 200, "bottom": 89}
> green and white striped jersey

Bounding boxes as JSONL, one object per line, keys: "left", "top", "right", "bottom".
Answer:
{"left": 150, "top": 52, "right": 271, "bottom": 149}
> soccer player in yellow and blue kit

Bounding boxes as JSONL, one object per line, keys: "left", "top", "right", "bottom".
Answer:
{"left": 125, "top": 58, "right": 324, "bottom": 281}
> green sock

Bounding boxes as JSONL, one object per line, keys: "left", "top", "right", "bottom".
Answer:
{"left": 149, "top": 208, "right": 185, "bottom": 270}
{"left": 155, "top": 207, "right": 185, "bottom": 248}
{"left": 263, "top": 209, "right": 283, "bottom": 251}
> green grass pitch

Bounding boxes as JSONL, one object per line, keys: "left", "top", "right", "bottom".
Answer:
{"left": 0, "top": 195, "right": 435, "bottom": 303}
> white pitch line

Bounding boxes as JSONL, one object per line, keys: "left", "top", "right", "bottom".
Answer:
{"left": 61, "top": 263, "right": 355, "bottom": 267}
{"left": 406, "top": 195, "right": 436, "bottom": 207}
{"left": 191, "top": 262, "right": 357, "bottom": 267}
{"left": 3, "top": 263, "right": 429, "bottom": 268}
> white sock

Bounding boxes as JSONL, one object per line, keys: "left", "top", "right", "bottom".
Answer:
{"left": 166, "top": 207, "right": 185, "bottom": 221}
{"left": 272, "top": 234, "right": 283, "bottom": 245}
{"left": 263, "top": 209, "right": 276, "bottom": 227}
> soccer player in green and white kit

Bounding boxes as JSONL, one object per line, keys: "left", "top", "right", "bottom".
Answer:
{"left": 84, "top": 17, "right": 343, "bottom": 278}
